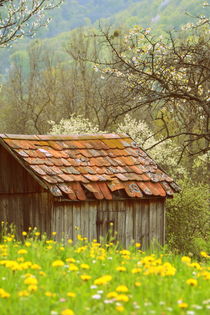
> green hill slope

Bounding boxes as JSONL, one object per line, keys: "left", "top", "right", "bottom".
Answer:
{"left": 0, "top": 0, "right": 208, "bottom": 75}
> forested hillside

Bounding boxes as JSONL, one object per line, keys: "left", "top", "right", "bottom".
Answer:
{"left": 0, "top": 0, "right": 207, "bottom": 74}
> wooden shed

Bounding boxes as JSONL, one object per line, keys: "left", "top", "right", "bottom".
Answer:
{"left": 0, "top": 133, "right": 179, "bottom": 248}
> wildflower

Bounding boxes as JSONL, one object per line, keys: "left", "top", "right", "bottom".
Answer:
{"left": 39, "top": 271, "right": 46, "bottom": 276}
{"left": 189, "top": 262, "right": 201, "bottom": 270}
{"left": 28, "top": 285, "right": 38, "bottom": 292}
{"left": 22, "top": 231, "right": 27, "bottom": 236}
{"left": 94, "top": 275, "right": 112, "bottom": 285}
{"left": 116, "top": 285, "right": 129, "bottom": 293}
{"left": 92, "top": 294, "right": 101, "bottom": 299}
{"left": 69, "top": 264, "right": 79, "bottom": 271}
{"left": 200, "top": 251, "right": 209, "bottom": 258}
{"left": 31, "top": 264, "right": 41, "bottom": 270}
{"left": 115, "top": 305, "right": 125, "bottom": 312}
{"left": 181, "top": 256, "right": 191, "bottom": 264}
{"left": 77, "top": 234, "right": 84, "bottom": 241}
{"left": 66, "top": 258, "right": 76, "bottom": 263}
{"left": 186, "top": 279, "right": 198, "bottom": 287}
{"left": 131, "top": 268, "right": 141, "bottom": 274}
{"left": 106, "top": 292, "right": 118, "bottom": 299}
{"left": 0, "top": 288, "right": 10, "bottom": 298}
{"left": 68, "top": 239, "right": 73, "bottom": 244}
{"left": 18, "top": 290, "right": 30, "bottom": 297}
{"left": 116, "top": 294, "right": 129, "bottom": 302}
{"left": 17, "top": 249, "right": 27, "bottom": 255}
{"left": 25, "top": 242, "right": 31, "bottom": 247}
{"left": 80, "top": 263, "right": 90, "bottom": 270}
{"left": 24, "top": 277, "right": 38, "bottom": 285}
{"left": 120, "top": 250, "right": 130, "bottom": 256}
{"left": 135, "top": 281, "right": 141, "bottom": 287}
{"left": 60, "top": 309, "right": 74, "bottom": 315}
{"left": 178, "top": 302, "right": 188, "bottom": 309}
{"left": 45, "top": 291, "right": 56, "bottom": 297}
{"left": 116, "top": 266, "right": 127, "bottom": 272}
{"left": 52, "top": 232, "right": 57, "bottom": 236}
{"left": 80, "top": 274, "right": 92, "bottom": 281}
{"left": 52, "top": 260, "right": 64, "bottom": 267}
{"left": 35, "top": 232, "right": 40, "bottom": 236}
{"left": 67, "top": 292, "right": 76, "bottom": 298}
{"left": 135, "top": 242, "right": 141, "bottom": 248}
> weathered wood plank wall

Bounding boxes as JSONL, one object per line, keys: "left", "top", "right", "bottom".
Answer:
{"left": 53, "top": 199, "right": 165, "bottom": 248}
{"left": 0, "top": 193, "right": 53, "bottom": 236}
{"left": 0, "top": 145, "right": 43, "bottom": 193}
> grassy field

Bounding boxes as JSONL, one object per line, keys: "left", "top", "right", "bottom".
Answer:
{"left": 0, "top": 228, "right": 209, "bottom": 315}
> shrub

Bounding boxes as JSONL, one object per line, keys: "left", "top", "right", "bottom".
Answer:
{"left": 166, "top": 179, "right": 210, "bottom": 256}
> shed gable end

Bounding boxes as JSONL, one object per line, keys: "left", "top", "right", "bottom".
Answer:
{"left": 0, "top": 144, "right": 44, "bottom": 194}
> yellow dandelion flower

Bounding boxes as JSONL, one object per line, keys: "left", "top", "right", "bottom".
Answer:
{"left": 106, "top": 292, "right": 118, "bottom": 299}
{"left": 135, "top": 281, "right": 141, "bottom": 287}
{"left": 24, "top": 277, "right": 38, "bottom": 286}
{"left": 52, "top": 232, "right": 57, "bottom": 236}
{"left": 178, "top": 302, "right": 188, "bottom": 309}
{"left": 80, "top": 263, "right": 90, "bottom": 270}
{"left": 0, "top": 288, "right": 10, "bottom": 298}
{"left": 94, "top": 275, "right": 112, "bottom": 285}
{"left": 135, "top": 242, "right": 141, "bottom": 248}
{"left": 181, "top": 256, "right": 191, "bottom": 264}
{"left": 25, "top": 242, "right": 31, "bottom": 247}
{"left": 31, "top": 264, "right": 41, "bottom": 270}
{"left": 68, "top": 239, "right": 73, "bottom": 244}
{"left": 116, "top": 285, "right": 129, "bottom": 293}
{"left": 52, "top": 260, "right": 64, "bottom": 267}
{"left": 61, "top": 309, "right": 74, "bottom": 315}
{"left": 18, "top": 290, "right": 30, "bottom": 297}
{"left": 116, "top": 266, "right": 127, "bottom": 272}
{"left": 69, "top": 264, "right": 79, "bottom": 271}
{"left": 116, "top": 294, "right": 129, "bottom": 302}
{"left": 67, "top": 292, "right": 76, "bottom": 298}
{"left": 80, "top": 274, "right": 92, "bottom": 281}
{"left": 45, "top": 291, "right": 56, "bottom": 297}
{"left": 115, "top": 305, "right": 125, "bottom": 312}
{"left": 28, "top": 285, "right": 38, "bottom": 292}
{"left": 131, "top": 268, "right": 141, "bottom": 274}
{"left": 17, "top": 249, "right": 27, "bottom": 255}
{"left": 186, "top": 278, "right": 198, "bottom": 286}
{"left": 22, "top": 231, "right": 27, "bottom": 236}
{"left": 189, "top": 262, "right": 201, "bottom": 270}
{"left": 66, "top": 258, "right": 76, "bottom": 263}
{"left": 200, "top": 251, "right": 209, "bottom": 258}
{"left": 34, "top": 232, "right": 40, "bottom": 236}
{"left": 39, "top": 271, "right": 46, "bottom": 276}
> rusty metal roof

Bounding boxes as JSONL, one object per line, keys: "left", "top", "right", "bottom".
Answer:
{"left": 0, "top": 133, "right": 180, "bottom": 200}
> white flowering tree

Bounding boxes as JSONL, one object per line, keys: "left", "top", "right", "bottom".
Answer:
{"left": 0, "top": 0, "right": 62, "bottom": 47}
{"left": 49, "top": 115, "right": 101, "bottom": 135}
{"left": 49, "top": 113, "right": 186, "bottom": 176}
{"left": 92, "top": 1, "right": 210, "bottom": 163}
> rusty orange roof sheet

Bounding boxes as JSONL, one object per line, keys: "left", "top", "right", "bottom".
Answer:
{"left": 0, "top": 133, "right": 180, "bottom": 200}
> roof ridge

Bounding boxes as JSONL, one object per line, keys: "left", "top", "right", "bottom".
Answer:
{"left": 0, "top": 133, "right": 129, "bottom": 140}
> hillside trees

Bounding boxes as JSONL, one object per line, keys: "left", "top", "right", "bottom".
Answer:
{"left": 0, "top": 0, "right": 62, "bottom": 47}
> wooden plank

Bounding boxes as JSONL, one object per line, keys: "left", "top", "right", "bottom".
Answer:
{"left": 80, "top": 202, "right": 89, "bottom": 239}
{"left": 72, "top": 203, "right": 81, "bottom": 242}
{"left": 125, "top": 200, "right": 133, "bottom": 248}
{"left": 141, "top": 201, "right": 149, "bottom": 251}
{"left": 133, "top": 201, "right": 142, "bottom": 245}
{"left": 88, "top": 202, "right": 97, "bottom": 242}
{"left": 156, "top": 200, "right": 163, "bottom": 245}
{"left": 149, "top": 201, "right": 157, "bottom": 246}
{"left": 117, "top": 201, "right": 126, "bottom": 248}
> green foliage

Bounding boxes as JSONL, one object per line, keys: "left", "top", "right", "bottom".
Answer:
{"left": 166, "top": 179, "right": 210, "bottom": 257}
